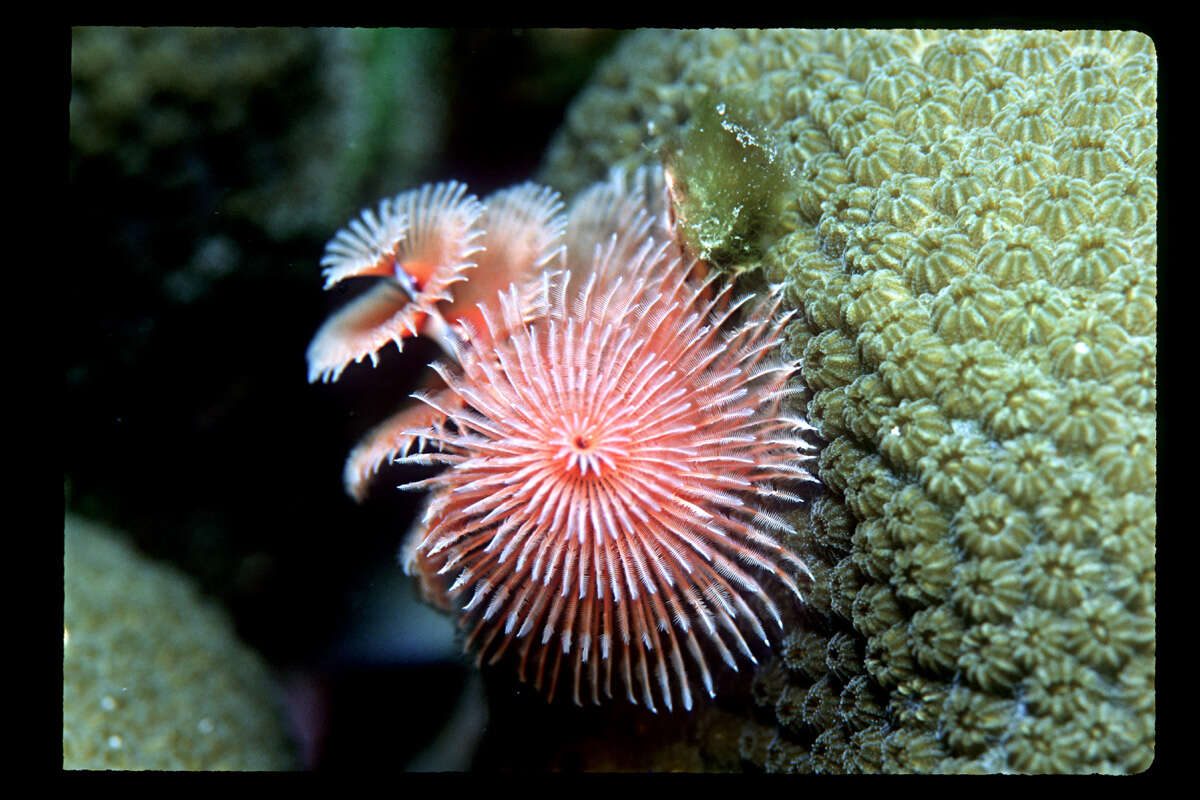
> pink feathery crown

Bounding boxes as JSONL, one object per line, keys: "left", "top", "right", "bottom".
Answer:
{"left": 307, "top": 166, "right": 819, "bottom": 712}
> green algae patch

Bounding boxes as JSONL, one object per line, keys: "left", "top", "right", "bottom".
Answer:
{"left": 662, "top": 95, "right": 793, "bottom": 272}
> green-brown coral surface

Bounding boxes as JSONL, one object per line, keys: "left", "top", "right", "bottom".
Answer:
{"left": 540, "top": 28, "right": 1155, "bottom": 773}
{"left": 64, "top": 516, "right": 294, "bottom": 770}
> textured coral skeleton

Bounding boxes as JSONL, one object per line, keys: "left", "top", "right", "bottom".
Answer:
{"left": 308, "top": 166, "right": 819, "bottom": 711}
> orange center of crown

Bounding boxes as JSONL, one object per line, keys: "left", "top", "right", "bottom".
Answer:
{"left": 399, "top": 258, "right": 436, "bottom": 291}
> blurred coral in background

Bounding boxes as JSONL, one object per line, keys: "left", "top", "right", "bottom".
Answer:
{"left": 66, "top": 27, "right": 618, "bottom": 771}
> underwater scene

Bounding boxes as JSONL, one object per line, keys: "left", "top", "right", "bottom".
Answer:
{"left": 65, "top": 28, "right": 1155, "bottom": 773}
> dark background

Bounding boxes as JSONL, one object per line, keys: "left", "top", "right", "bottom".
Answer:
{"left": 66, "top": 27, "right": 623, "bottom": 770}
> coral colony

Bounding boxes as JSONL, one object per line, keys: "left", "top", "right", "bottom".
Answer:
{"left": 535, "top": 30, "right": 1154, "bottom": 772}
{"left": 307, "top": 166, "right": 818, "bottom": 711}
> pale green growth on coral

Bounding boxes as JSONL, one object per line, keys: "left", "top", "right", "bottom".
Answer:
{"left": 1048, "top": 378, "right": 1126, "bottom": 451}
{"left": 931, "top": 272, "right": 1008, "bottom": 342}
{"left": 846, "top": 222, "right": 916, "bottom": 275}
{"left": 1065, "top": 597, "right": 1151, "bottom": 673}
{"left": 1023, "top": 656, "right": 1104, "bottom": 722}
{"left": 1095, "top": 416, "right": 1156, "bottom": 493}
{"left": 874, "top": 175, "right": 938, "bottom": 231}
{"left": 1062, "top": 85, "right": 1139, "bottom": 128}
{"left": 850, "top": 520, "right": 895, "bottom": 584}
{"left": 992, "top": 142, "right": 1057, "bottom": 194}
{"left": 1055, "top": 45, "right": 1118, "bottom": 97}
{"left": 802, "top": 559, "right": 836, "bottom": 615}
{"left": 1035, "top": 470, "right": 1112, "bottom": 546}
{"left": 818, "top": 184, "right": 875, "bottom": 255}
{"left": 807, "top": 494, "right": 857, "bottom": 553}
{"left": 795, "top": 153, "right": 851, "bottom": 222}
{"left": 1116, "top": 107, "right": 1157, "bottom": 161}
{"left": 764, "top": 734, "right": 813, "bottom": 774}
{"left": 922, "top": 34, "right": 994, "bottom": 85}
{"left": 661, "top": 93, "right": 794, "bottom": 269}
{"left": 1010, "top": 716, "right": 1081, "bottom": 773}
{"left": 810, "top": 727, "right": 851, "bottom": 773}
{"left": 931, "top": 158, "right": 990, "bottom": 218}
{"left": 1051, "top": 225, "right": 1135, "bottom": 290}
{"left": 1046, "top": 326, "right": 1124, "bottom": 385}
{"left": 539, "top": 27, "right": 1155, "bottom": 774}
{"left": 808, "top": 76, "right": 866, "bottom": 129}
{"left": 1024, "top": 175, "right": 1097, "bottom": 240}
{"left": 865, "top": 57, "right": 928, "bottom": 111}
{"left": 900, "top": 136, "right": 964, "bottom": 178}
{"left": 1011, "top": 607, "right": 1070, "bottom": 672}
{"left": 889, "top": 675, "right": 948, "bottom": 732}
{"left": 1066, "top": 701, "right": 1145, "bottom": 770}
{"left": 1111, "top": 335, "right": 1156, "bottom": 412}
{"left": 1117, "top": 51, "right": 1157, "bottom": 101}
{"left": 848, "top": 723, "right": 887, "bottom": 772}
{"left": 844, "top": 269, "right": 912, "bottom": 333}
{"left": 774, "top": 682, "right": 810, "bottom": 736}
{"left": 1095, "top": 169, "right": 1156, "bottom": 232}
{"left": 847, "top": 31, "right": 916, "bottom": 82}
{"left": 877, "top": 400, "right": 952, "bottom": 470}
{"left": 845, "top": 453, "right": 902, "bottom": 519}
{"left": 806, "top": 387, "right": 850, "bottom": 440}
{"left": 777, "top": 117, "right": 836, "bottom": 169}
{"left": 885, "top": 729, "right": 949, "bottom": 774}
